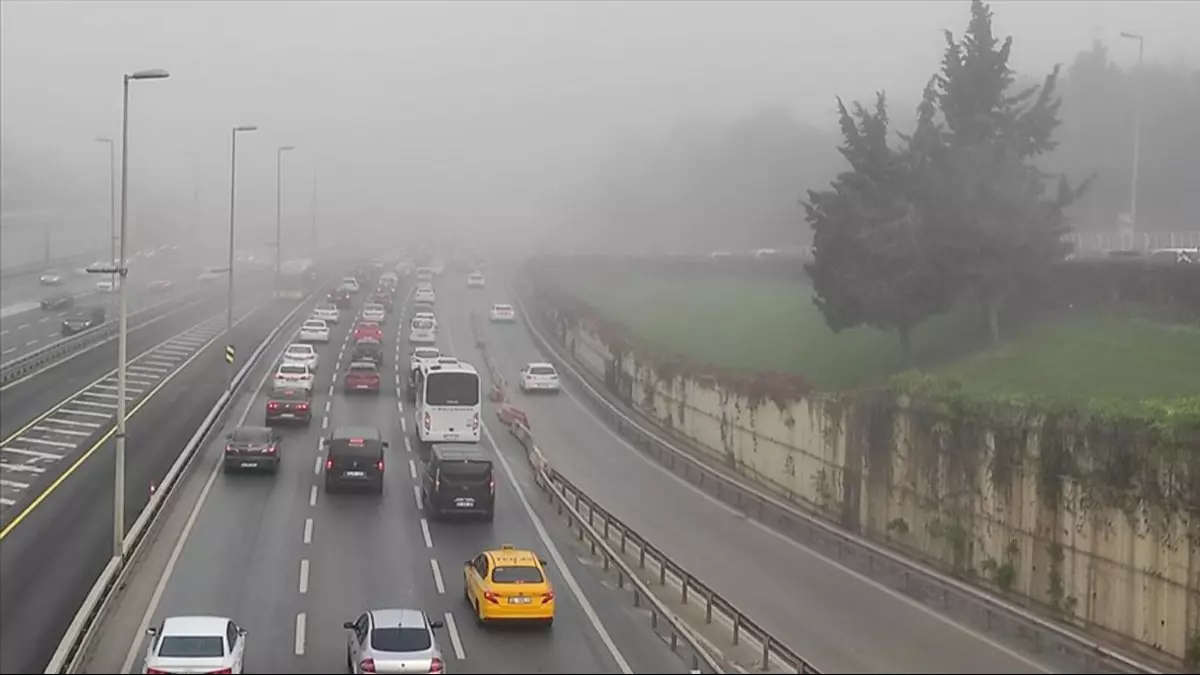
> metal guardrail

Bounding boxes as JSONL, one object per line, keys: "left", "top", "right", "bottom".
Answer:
{"left": 509, "top": 281, "right": 1169, "bottom": 675}
{"left": 42, "top": 280, "right": 332, "bottom": 674}
{"left": 0, "top": 288, "right": 214, "bottom": 387}
{"left": 469, "top": 310, "right": 795, "bottom": 674}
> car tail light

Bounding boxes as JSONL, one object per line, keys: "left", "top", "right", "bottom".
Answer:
{"left": 376, "top": 459, "right": 385, "bottom": 472}
{"left": 146, "top": 670, "right": 167, "bottom": 674}
{"left": 325, "top": 458, "right": 333, "bottom": 470}
{"left": 471, "top": 412, "right": 480, "bottom": 431}
{"left": 430, "top": 656, "right": 444, "bottom": 673}
{"left": 489, "top": 477, "right": 495, "bottom": 494}
{"left": 224, "top": 444, "right": 234, "bottom": 453}
{"left": 541, "top": 591, "right": 555, "bottom": 604}
{"left": 268, "top": 401, "right": 279, "bottom": 410}
{"left": 297, "top": 402, "right": 309, "bottom": 410}
{"left": 423, "top": 412, "right": 431, "bottom": 430}
{"left": 268, "top": 444, "right": 277, "bottom": 454}
{"left": 359, "top": 658, "right": 376, "bottom": 673}
{"left": 483, "top": 590, "right": 501, "bottom": 604}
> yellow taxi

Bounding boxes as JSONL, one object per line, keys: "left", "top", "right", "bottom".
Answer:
{"left": 463, "top": 545, "right": 555, "bottom": 626}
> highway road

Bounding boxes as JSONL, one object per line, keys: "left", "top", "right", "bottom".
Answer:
{"left": 0, "top": 248, "right": 198, "bottom": 361}
{"left": 81, "top": 276, "right": 690, "bottom": 674}
{"left": 0, "top": 287, "right": 317, "bottom": 675}
{"left": 445, "top": 278, "right": 1062, "bottom": 674}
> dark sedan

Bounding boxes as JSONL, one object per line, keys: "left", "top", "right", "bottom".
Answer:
{"left": 61, "top": 306, "right": 106, "bottom": 335}
{"left": 265, "top": 387, "right": 313, "bottom": 426}
{"left": 41, "top": 292, "right": 75, "bottom": 311}
{"left": 222, "top": 426, "right": 282, "bottom": 473}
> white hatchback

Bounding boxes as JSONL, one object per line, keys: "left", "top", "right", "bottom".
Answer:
{"left": 299, "top": 318, "right": 330, "bottom": 343}
{"left": 362, "top": 303, "right": 386, "bottom": 323}
{"left": 409, "top": 318, "right": 436, "bottom": 345}
{"left": 489, "top": 303, "right": 515, "bottom": 322}
{"left": 274, "top": 362, "right": 314, "bottom": 391}
{"left": 313, "top": 304, "right": 340, "bottom": 324}
{"left": 520, "top": 362, "right": 561, "bottom": 392}
{"left": 142, "top": 615, "right": 246, "bottom": 674}
{"left": 283, "top": 343, "right": 320, "bottom": 371}
{"left": 414, "top": 287, "right": 436, "bottom": 304}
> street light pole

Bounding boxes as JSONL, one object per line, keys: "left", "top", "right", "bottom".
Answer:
{"left": 95, "top": 138, "right": 117, "bottom": 286}
{"left": 1120, "top": 31, "right": 1145, "bottom": 245}
{"left": 228, "top": 125, "right": 258, "bottom": 391}
{"left": 101, "top": 68, "right": 169, "bottom": 562}
{"left": 275, "top": 145, "right": 295, "bottom": 293}
{"left": 310, "top": 160, "right": 318, "bottom": 260}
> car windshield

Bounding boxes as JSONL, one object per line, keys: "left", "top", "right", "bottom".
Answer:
{"left": 272, "top": 389, "right": 307, "bottom": 401}
{"left": 287, "top": 346, "right": 313, "bottom": 356}
{"left": 365, "top": 304, "right": 383, "bottom": 312}
{"left": 425, "top": 371, "right": 479, "bottom": 406}
{"left": 350, "top": 362, "right": 377, "bottom": 372}
{"left": 414, "top": 349, "right": 439, "bottom": 359}
{"left": 412, "top": 319, "right": 434, "bottom": 330}
{"left": 370, "top": 627, "right": 432, "bottom": 653}
{"left": 280, "top": 365, "right": 307, "bottom": 375}
{"left": 529, "top": 366, "right": 556, "bottom": 376}
{"left": 303, "top": 321, "right": 325, "bottom": 329}
{"left": 491, "top": 566, "right": 545, "bottom": 584}
{"left": 231, "top": 427, "right": 271, "bottom": 443}
{"left": 157, "top": 635, "right": 225, "bottom": 658}
{"left": 494, "top": 305, "right": 512, "bottom": 312}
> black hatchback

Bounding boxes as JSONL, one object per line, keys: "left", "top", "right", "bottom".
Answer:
{"left": 421, "top": 444, "right": 495, "bottom": 522}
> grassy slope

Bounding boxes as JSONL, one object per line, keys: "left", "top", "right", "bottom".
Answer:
{"left": 558, "top": 271, "right": 1200, "bottom": 402}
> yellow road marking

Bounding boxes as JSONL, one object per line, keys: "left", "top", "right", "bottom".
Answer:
{"left": 0, "top": 308, "right": 261, "bottom": 540}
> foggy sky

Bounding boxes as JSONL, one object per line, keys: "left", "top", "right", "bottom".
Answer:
{"left": 3, "top": 0, "right": 1197, "bottom": 255}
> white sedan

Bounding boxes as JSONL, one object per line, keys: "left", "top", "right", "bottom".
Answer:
{"left": 274, "top": 362, "right": 314, "bottom": 391}
{"left": 414, "top": 287, "right": 436, "bottom": 304}
{"left": 361, "top": 303, "right": 386, "bottom": 323}
{"left": 520, "top": 362, "right": 561, "bottom": 392}
{"left": 142, "top": 615, "right": 246, "bottom": 674}
{"left": 489, "top": 303, "right": 516, "bottom": 322}
{"left": 283, "top": 343, "right": 320, "bottom": 371}
{"left": 298, "top": 318, "right": 330, "bottom": 343}
{"left": 313, "top": 304, "right": 340, "bottom": 324}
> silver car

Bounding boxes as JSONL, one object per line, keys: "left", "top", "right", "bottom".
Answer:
{"left": 344, "top": 608, "right": 445, "bottom": 674}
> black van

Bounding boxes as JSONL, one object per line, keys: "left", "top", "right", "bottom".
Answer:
{"left": 61, "top": 306, "right": 106, "bottom": 335}
{"left": 421, "top": 444, "right": 495, "bottom": 522}
{"left": 323, "top": 426, "right": 388, "bottom": 494}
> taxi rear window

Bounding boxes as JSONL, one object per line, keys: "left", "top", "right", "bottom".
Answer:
{"left": 491, "top": 565, "right": 544, "bottom": 584}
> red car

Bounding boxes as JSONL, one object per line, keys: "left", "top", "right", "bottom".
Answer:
{"left": 343, "top": 361, "right": 381, "bottom": 394}
{"left": 353, "top": 321, "right": 383, "bottom": 342}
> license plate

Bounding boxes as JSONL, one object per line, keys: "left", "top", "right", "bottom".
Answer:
{"left": 444, "top": 433, "right": 459, "bottom": 440}
{"left": 345, "top": 471, "right": 365, "bottom": 477}
{"left": 356, "top": 385, "right": 369, "bottom": 389}
{"left": 280, "top": 413, "right": 294, "bottom": 418}
{"left": 240, "top": 461, "right": 258, "bottom": 468}
{"left": 455, "top": 497, "right": 475, "bottom": 508}
{"left": 508, "top": 596, "right": 531, "bottom": 604}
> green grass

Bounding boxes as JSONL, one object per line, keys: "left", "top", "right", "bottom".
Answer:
{"left": 558, "top": 271, "right": 1200, "bottom": 402}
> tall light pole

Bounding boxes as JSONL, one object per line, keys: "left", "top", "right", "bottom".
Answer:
{"left": 227, "top": 125, "right": 258, "bottom": 391}
{"left": 310, "top": 160, "right": 318, "bottom": 261}
{"left": 275, "top": 144, "right": 295, "bottom": 293}
{"left": 87, "top": 68, "right": 170, "bottom": 561}
{"left": 95, "top": 137, "right": 117, "bottom": 286}
{"left": 1120, "top": 31, "right": 1145, "bottom": 245}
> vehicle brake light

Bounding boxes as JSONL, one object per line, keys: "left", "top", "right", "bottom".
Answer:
{"left": 377, "top": 459, "right": 384, "bottom": 472}
{"left": 325, "top": 458, "right": 333, "bottom": 470}
{"left": 359, "top": 658, "right": 376, "bottom": 673}
{"left": 430, "top": 656, "right": 444, "bottom": 673}
{"left": 268, "top": 444, "right": 277, "bottom": 454}
{"left": 489, "top": 477, "right": 495, "bottom": 494}
{"left": 297, "top": 402, "right": 309, "bottom": 410}
{"left": 349, "top": 438, "right": 364, "bottom": 445}
{"left": 541, "top": 591, "right": 555, "bottom": 604}
{"left": 224, "top": 444, "right": 233, "bottom": 453}
{"left": 146, "top": 669, "right": 166, "bottom": 674}
{"left": 483, "top": 590, "right": 501, "bottom": 604}
{"left": 268, "top": 401, "right": 279, "bottom": 410}
{"left": 209, "top": 670, "right": 233, "bottom": 675}
{"left": 423, "top": 412, "right": 431, "bottom": 430}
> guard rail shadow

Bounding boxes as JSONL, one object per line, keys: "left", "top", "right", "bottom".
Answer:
{"left": 469, "top": 307, "right": 812, "bottom": 674}
{"left": 43, "top": 278, "right": 334, "bottom": 674}
{"left": 508, "top": 277, "right": 1167, "bottom": 675}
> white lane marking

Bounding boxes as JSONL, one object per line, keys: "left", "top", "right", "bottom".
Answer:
{"left": 412, "top": 484, "right": 422, "bottom": 510}
{"left": 408, "top": 459, "right": 417, "bottom": 479}
{"left": 404, "top": 437, "right": 412, "bottom": 453}
{"left": 17, "top": 323, "right": 30, "bottom": 330}
{"left": 0, "top": 496, "right": 13, "bottom": 506}
{"left": 313, "top": 456, "right": 322, "bottom": 476}
{"left": 42, "top": 418, "right": 101, "bottom": 428}
{"left": 401, "top": 417, "right": 407, "bottom": 433}
{"left": 1, "top": 446, "right": 58, "bottom": 460}
{"left": 120, "top": 429, "right": 224, "bottom": 674}
{"left": 1, "top": 348, "right": 14, "bottom": 356}
{"left": 1, "top": 478, "right": 32, "bottom": 488}
{"left": 45, "top": 332, "right": 59, "bottom": 339}
{"left": 1, "top": 462, "right": 45, "bottom": 473}
{"left": 420, "top": 517, "right": 433, "bottom": 548}
{"left": 0, "top": 329, "right": 7, "bottom": 336}
{"left": 129, "top": 364, "right": 170, "bottom": 374}
{"left": 39, "top": 316, "right": 50, "bottom": 323}
{"left": 303, "top": 517, "right": 313, "bottom": 544}
{"left": 397, "top": 401, "right": 403, "bottom": 413}
{"left": 429, "top": 558, "right": 445, "bottom": 594}
{"left": 31, "top": 425, "right": 89, "bottom": 437}
{"left": 25, "top": 339, "right": 38, "bottom": 347}
{"left": 327, "top": 384, "right": 334, "bottom": 397}
{"left": 324, "top": 400, "right": 331, "bottom": 413}
{"left": 60, "top": 408, "right": 110, "bottom": 418}
{"left": 299, "top": 558, "right": 310, "bottom": 594}
{"left": 444, "top": 612, "right": 466, "bottom": 660}
{"left": 310, "top": 484, "right": 318, "bottom": 506}
{"left": 480, "top": 421, "right": 633, "bottom": 673}
{"left": 294, "top": 612, "right": 307, "bottom": 656}
{"left": 22, "top": 437, "right": 74, "bottom": 448}
{"left": 322, "top": 416, "right": 329, "bottom": 430}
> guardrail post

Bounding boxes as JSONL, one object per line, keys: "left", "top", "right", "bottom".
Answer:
{"left": 732, "top": 613, "right": 741, "bottom": 645}
{"left": 705, "top": 593, "right": 714, "bottom": 624}
{"left": 620, "top": 529, "right": 627, "bottom": 554}
{"left": 760, "top": 636, "right": 771, "bottom": 671}
{"left": 639, "top": 546, "right": 647, "bottom": 569}
{"left": 659, "top": 562, "right": 667, "bottom": 586}
{"left": 681, "top": 576, "right": 689, "bottom": 603}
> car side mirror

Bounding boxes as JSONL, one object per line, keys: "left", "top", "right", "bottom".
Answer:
{"left": 430, "top": 620, "right": 444, "bottom": 629}
{"left": 382, "top": 440, "right": 390, "bottom": 449}
{"left": 343, "top": 621, "right": 356, "bottom": 630}
{"left": 539, "top": 558, "right": 548, "bottom": 566}
{"left": 464, "top": 559, "right": 473, "bottom": 567}
{"left": 238, "top": 627, "right": 247, "bottom": 636}
{"left": 146, "top": 627, "right": 158, "bottom": 637}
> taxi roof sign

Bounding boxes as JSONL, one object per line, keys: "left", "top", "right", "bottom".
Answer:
{"left": 501, "top": 544, "right": 515, "bottom": 550}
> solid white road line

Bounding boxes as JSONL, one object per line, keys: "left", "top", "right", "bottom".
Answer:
{"left": 430, "top": 558, "right": 445, "bottom": 594}
{"left": 420, "top": 517, "right": 433, "bottom": 548}
{"left": 409, "top": 459, "right": 417, "bottom": 479}
{"left": 444, "top": 612, "right": 466, "bottom": 660}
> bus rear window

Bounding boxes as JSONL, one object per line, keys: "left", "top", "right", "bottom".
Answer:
{"left": 425, "top": 372, "right": 479, "bottom": 406}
